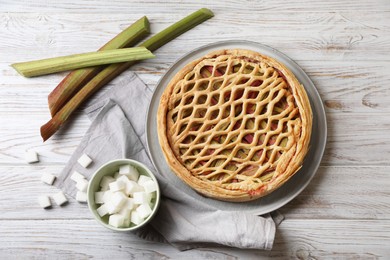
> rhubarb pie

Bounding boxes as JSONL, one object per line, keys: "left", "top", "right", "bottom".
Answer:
{"left": 157, "top": 49, "right": 312, "bottom": 202}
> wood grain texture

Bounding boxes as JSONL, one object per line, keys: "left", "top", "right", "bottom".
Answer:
{"left": 1, "top": 11, "right": 389, "bottom": 62}
{"left": 1, "top": 0, "right": 390, "bottom": 258}
{"left": 1, "top": 165, "right": 389, "bottom": 220}
{"left": 0, "top": 219, "right": 389, "bottom": 259}
{"left": 2, "top": 60, "right": 390, "bottom": 114}
{"left": 1, "top": 0, "right": 390, "bottom": 13}
{"left": 1, "top": 112, "right": 390, "bottom": 165}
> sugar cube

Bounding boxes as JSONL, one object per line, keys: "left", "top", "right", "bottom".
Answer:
{"left": 41, "top": 173, "right": 56, "bottom": 185}
{"left": 100, "top": 185, "right": 109, "bottom": 191}
{"left": 103, "top": 190, "right": 113, "bottom": 203}
{"left": 109, "top": 180, "right": 125, "bottom": 192}
{"left": 141, "top": 180, "right": 157, "bottom": 193}
{"left": 114, "top": 172, "right": 120, "bottom": 179}
{"left": 76, "top": 191, "right": 87, "bottom": 203}
{"left": 122, "top": 218, "right": 131, "bottom": 228}
{"left": 94, "top": 191, "right": 105, "bottom": 204}
{"left": 100, "top": 176, "right": 115, "bottom": 190}
{"left": 130, "top": 210, "right": 144, "bottom": 225}
{"left": 38, "top": 195, "right": 51, "bottom": 209}
{"left": 97, "top": 204, "right": 108, "bottom": 217}
{"left": 105, "top": 201, "right": 120, "bottom": 214}
{"left": 110, "top": 192, "right": 127, "bottom": 208}
{"left": 116, "top": 175, "right": 130, "bottom": 183}
{"left": 118, "top": 207, "right": 131, "bottom": 220}
{"left": 146, "top": 192, "right": 153, "bottom": 203}
{"left": 77, "top": 153, "right": 93, "bottom": 168}
{"left": 137, "top": 175, "right": 152, "bottom": 185}
{"left": 109, "top": 214, "right": 125, "bottom": 228}
{"left": 53, "top": 191, "right": 68, "bottom": 206}
{"left": 133, "top": 192, "right": 150, "bottom": 204}
{"left": 136, "top": 203, "right": 153, "bottom": 219}
{"left": 70, "top": 171, "right": 85, "bottom": 182}
{"left": 124, "top": 198, "right": 135, "bottom": 211}
{"left": 25, "top": 150, "right": 39, "bottom": 164}
{"left": 76, "top": 178, "right": 89, "bottom": 192}
{"left": 125, "top": 180, "right": 144, "bottom": 195}
{"left": 119, "top": 164, "right": 139, "bottom": 181}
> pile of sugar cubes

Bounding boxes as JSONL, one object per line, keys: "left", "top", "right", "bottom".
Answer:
{"left": 33, "top": 150, "right": 94, "bottom": 209}
{"left": 31, "top": 148, "right": 157, "bottom": 229}
{"left": 95, "top": 164, "right": 158, "bottom": 228}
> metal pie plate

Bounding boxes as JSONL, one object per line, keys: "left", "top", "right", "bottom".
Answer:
{"left": 146, "top": 40, "right": 327, "bottom": 215}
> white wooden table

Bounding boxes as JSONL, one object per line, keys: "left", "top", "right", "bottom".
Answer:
{"left": 1, "top": 0, "right": 390, "bottom": 258}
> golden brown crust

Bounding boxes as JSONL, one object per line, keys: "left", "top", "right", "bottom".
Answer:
{"left": 157, "top": 49, "right": 312, "bottom": 202}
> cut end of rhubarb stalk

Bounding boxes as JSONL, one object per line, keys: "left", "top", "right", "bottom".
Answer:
{"left": 199, "top": 8, "right": 214, "bottom": 17}
{"left": 141, "top": 8, "right": 214, "bottom": 52}
{"left": 140, "top": 16, "right": 151, "bottom": 34}
{"left": 10, "top": 64, "right": 27, "bottom": 77}
{"left": 40, "top": 119, "right": 61, "bottom": 142}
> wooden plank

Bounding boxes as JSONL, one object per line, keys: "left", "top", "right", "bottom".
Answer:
{"left": 281, "top": 166, "right": 390, "bottom": 219}
{"left": 1, "top": 0, "right": 389, "bottom": 257}
{"left": 0, "top": 110, "right": 389, "bottom": 165}
{"left": 2, "top": 60, "right": 390, "bottom": 113}
{"left": 1, "top": 0, "right": 389, "bottom": 13}
{"left": 1, "top": 11, "right": 390, "bottom": 62}
{"left": 0, "top": 165, "right": 89, "bottom": 220}
{"left": 1, "top": 165, "right": 389, "bottom": 220}
{"left": 0, "top": 218, "right": 389, "bottom": 258}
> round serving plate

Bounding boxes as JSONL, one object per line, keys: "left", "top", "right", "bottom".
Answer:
{"left": 146, "top": 40, "right": 327, "bottom": 215}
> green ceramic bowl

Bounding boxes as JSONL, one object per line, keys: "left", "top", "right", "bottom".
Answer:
{"left": 87, "top": 159, "right": 160, "bottom": 231}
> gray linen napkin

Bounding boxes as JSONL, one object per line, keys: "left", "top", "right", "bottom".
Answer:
{"left": 56, "top": 72, "right": 280, "bottom": 251}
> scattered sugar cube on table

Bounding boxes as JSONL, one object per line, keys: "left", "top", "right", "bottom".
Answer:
{"left": 76, "top": 191, "right": 87, "bottom": 203}
{"left": 40, "top": 173, "right": 56, "bottom": 185}
{"left": 25, "top": 150, "right": 39, "bottom": 164}
{"left": 77, "top": 153, "right": 93, "bottom": 168}
{"left": 76, "top": 178, "right": 89, "bottom": 192}
{"left": 38, "top": 195, "right": 51, "bottom": 209}
{"left": 71, "top": 171, "right": 85, "bottom": 182}
{"left": 53, "top": 191, "right": 68, "bottom": 206}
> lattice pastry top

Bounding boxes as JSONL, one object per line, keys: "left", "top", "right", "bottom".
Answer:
{"left": 157, "top": 49, "right": 312, "bottom": 202}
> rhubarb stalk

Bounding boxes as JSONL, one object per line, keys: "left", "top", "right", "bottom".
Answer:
{"left": 40, "top": 8, "right": 214, "bottom": 141}
{"left": 11, "top": 47, "right": 155, "bottom": 77}
{"left": 48, "top": 16, "right": 150, "bottom": 116}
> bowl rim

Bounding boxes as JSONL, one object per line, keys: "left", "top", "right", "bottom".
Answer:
{"left": 87, "top": 158, "right": 161, "bottom": 232}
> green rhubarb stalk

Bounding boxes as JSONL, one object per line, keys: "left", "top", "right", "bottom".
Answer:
{"left": 140, "top": 8, "right": 214, "bottom": 51}
{"left": 40, "top": 8, "right": 214, "bottom": 141}
{"left": 11, "top": 47, "right": 154, "bottom": 77}
{"left": 48, "top": 16, "right": 150, "bottom": 116}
